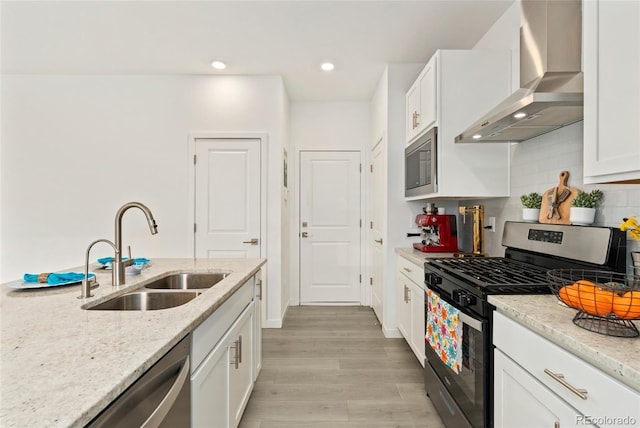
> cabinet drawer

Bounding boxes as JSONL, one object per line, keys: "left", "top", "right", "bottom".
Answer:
{"left": 192, "top": 278, "right": 253, "bottom": 372}
{"left": 397, "top": 255, "right": 424, "bottom": 287}
{"left": 494, "top": 312, "right": 640, "bottom": 427}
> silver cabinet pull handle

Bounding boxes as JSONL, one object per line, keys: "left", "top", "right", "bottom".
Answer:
{"left": 544, "top": 369, "right": 588, "bottom": 400}
{"left": 243, "top": 238, "right": 259, "bottom": 245}
{"left": 238, "top": 335, "right": 243, "bottom": 364}
{"left": 256, "top": 279, "right": 262, "bottom": 301}
{"left": 403, "top": 267, "right": 412, "bottom": 273}
{"left": 230, "top": 340, "right": 239, "bottom": 369}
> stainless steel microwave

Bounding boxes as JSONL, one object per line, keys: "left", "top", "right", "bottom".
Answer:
{"left": 405, "top": 127, "right": 437, "bottom": 198}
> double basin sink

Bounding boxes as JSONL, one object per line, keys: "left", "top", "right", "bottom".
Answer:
{"left": 86, "top": 272, "right": 229, "bottom": 311}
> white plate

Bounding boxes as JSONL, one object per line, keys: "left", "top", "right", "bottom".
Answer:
{"left": 7, "top": 277, "right": 94, "bottom": 289}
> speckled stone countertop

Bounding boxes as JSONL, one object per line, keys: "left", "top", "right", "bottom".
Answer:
{"left": 394, "top": 247, "right": 455, "bottom": 266}
{"left": 0, "top": 258, "right": 266, "bottom": 427}
{"left": 490, "top": 294, "right": 640, "bottom": 392}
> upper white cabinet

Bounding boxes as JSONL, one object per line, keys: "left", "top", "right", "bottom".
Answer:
{"left": 406, "top": 56, "right": 437, "bottom": 143}
{"left": 583, "top": 0, "right": 640, "bottom": 184}
{"left": 405, "top": 50, "right": 512, "bottom": 199}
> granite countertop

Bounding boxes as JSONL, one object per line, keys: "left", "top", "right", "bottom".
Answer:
{"left": 490, "top": 294, "right": 640, "bottom": 392}
{"left": 0, "top": 258, "right": 266, "bottom": 428}
{"left": 395, "top": 247, "right": 455, "bottom": 266}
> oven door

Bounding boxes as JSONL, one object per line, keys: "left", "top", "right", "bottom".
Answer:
{"left": 424, "top": 287, "right": 489, "bottom": 428}
{"left": 405, "top": 127, "right": 437, "bottom": 197}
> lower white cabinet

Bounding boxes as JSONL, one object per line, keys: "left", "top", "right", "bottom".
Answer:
{"left": 494, "top": 311, "right": 640, "bottom": 428}
{"left": 396, "top": 256, "right": 425, "bottom": 367}
{"left": 191, "top": 274, "right": 260, "bottom": 428}
{"left": 494, "top": 349, "right": 594, "bottom": 428}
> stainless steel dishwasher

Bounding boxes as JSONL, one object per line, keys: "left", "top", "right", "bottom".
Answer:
{"left": 87, "top": 334, "right": 191, "bottom": 428}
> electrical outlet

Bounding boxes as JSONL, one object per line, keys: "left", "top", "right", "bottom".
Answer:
{"left": 487, "top": 217, "right": 496, "bottom": 233}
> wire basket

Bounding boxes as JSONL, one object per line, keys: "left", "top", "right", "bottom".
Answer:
{"left": 546, "top": 269, "right": 640, "bottom": 338}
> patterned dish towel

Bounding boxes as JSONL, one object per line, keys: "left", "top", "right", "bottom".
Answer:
{"left": 426, "top": 289, "right": 463, "bottom": 374}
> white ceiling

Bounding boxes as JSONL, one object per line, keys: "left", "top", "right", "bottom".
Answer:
{"left": 0, "top": 1, "right": 514, "bottom": 101}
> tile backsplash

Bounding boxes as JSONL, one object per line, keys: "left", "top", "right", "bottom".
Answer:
{"left": 465, "top": 121, "right": 640, "bottom": 270}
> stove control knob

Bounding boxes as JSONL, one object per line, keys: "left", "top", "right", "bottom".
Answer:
{"left": 452, "top": 289, "right": 476, "bottom": 307}
{"left": 425, "top": 273, "right": 442, "bottom": 288}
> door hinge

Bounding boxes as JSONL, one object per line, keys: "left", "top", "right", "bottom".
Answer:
{"left": 194, "top": 223, "right": 197, "bottom": 233}
{"left": 370, "top": 164, "right": 373, "bottom": 172}
{"left": 359, "top": 274, "right": 362, "bottom": 283}
{"left": 193, "top": 154, "right": 197, "bottom": 164}
{"left": 369, "top": 277, "right": 373, "bottom": 285}
{"left": 360, "top": 219, "right": 362, "bottom": 228}
{"left": 359, "top": 163, "right": 362, "bottom": 172}
{"left": 370, "top": 221, "right": 373, "bottom": 229}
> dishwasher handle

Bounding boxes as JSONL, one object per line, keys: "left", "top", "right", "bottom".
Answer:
{"left": 141, "top": 356, "right": 190, "bottom": 428}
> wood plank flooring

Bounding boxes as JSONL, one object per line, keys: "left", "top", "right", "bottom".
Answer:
{"left": 239, "top": 306, "right": 446, "bottom": 428}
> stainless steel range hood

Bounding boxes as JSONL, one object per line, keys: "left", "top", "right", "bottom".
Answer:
{"left": 456, "top": 0, "right": 583, "bottom": 143}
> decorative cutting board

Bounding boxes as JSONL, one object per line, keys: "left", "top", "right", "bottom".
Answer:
{"left": 538, "top": 171, "right": 580, "bottom": 224}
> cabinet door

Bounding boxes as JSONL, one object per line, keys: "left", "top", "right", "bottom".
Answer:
{"left": 494, "top": 349, "right": 594, "bottom": 428}
{"left": 191, "top": 333, "right": 231, "bottom": 428}
{"left": 584, "top": 0, "right": 640, "bottom": 183}
{"left": 406, "top": 81, "right": 421, "bottom": 143}
{"left": 396, "top": 273, "right": 410, "bottom": 339}
{"left": 229, "top": 304, "right": 254, "bottom": 428}
{"left": 418, "top": 57, "right": 437, "bottom": 133}
{"left": 408, "top": 281, "right": 425, "bottom": 367}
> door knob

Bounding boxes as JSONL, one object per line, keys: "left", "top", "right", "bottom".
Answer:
{"left": 301, "top": 232, "right": 312, "bottom": 238}
{"left": 374, "top": 238, "right": 383, "bottom": 245}
{"left": 242, "top": 238, "right": 259, "bottom": 245}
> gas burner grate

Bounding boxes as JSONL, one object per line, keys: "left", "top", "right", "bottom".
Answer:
{"left": 428, "top": 257, "right": 551, "bottom": 292}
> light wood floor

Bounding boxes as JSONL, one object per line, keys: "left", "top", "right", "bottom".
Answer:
{"left": 239, "top": 306, "right": 446, "bottom": 428}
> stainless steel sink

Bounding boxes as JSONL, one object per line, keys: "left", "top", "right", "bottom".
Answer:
{"left": 87, "top": 291, "right": 199, "bottom": 311}
{"left": 144, "top": 272, "right": 229, "bottom": 290}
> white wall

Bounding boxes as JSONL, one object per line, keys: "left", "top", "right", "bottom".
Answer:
{"left": 471, "top": 0, "right": 640, "bottom": 266}
{"left": 1, "top": 74, "right": 289, "bottom": 325}
{"left": 288, "top": 101, "right": 370, "bottom": 305}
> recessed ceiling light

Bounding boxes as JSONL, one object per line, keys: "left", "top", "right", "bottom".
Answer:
{"left": 321, "top": 62, "right": 335, "bottom": 71}
{"left": 472, "top": 134, "right": 482, "bottom": 140}
{"left": 513, "top": 112, "right": 527, "bottom": 119}
{"left": 211, "top": 60, "right": 226, "bottom": 70}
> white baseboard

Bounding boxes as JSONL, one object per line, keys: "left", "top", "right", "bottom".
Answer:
{"left": 382, "top": 326, "right": 402, "bottom": 338}
{"left": 264, "top": 319, "right": 282, "bottom": 328}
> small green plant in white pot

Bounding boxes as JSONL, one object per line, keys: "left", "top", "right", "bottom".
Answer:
{"left": 520, "top": 192, "right": 543, "bottom": 223}
{"left": 570, "top": 189, "right": 603, "bottom": 225}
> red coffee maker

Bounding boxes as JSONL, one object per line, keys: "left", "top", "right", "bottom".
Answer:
{"left": 413, "top": 213, "right": 458, "bottom": 252}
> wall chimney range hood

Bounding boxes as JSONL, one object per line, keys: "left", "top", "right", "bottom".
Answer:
{"left": 456, "top": 0, "right": 583, "bottom": 143}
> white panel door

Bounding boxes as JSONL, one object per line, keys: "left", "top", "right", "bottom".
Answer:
{"left": 195, "top": 139, "right": 261, "bottom": 259}
{"left": 299, "top": 151, "right": 361, "bottom": 304}
{"left": 370, "top": 139, "right": 385, "bottom": 322}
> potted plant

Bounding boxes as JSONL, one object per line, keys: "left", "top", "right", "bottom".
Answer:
{"left": 520, "top": 192, "right": 542, "bottom": 223}
{"left": 570, "top": 189, "right": 603, "bottom": 225}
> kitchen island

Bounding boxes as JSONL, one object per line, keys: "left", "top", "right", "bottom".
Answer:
{"left": 489, "top": 294, "right": 640, "bottom": 392}
{"left": 0, "top": 258, "right": 266, "bottom": 427}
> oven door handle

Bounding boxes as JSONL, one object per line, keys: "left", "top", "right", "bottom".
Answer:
{"left": 455, "top": 309, "right": 484, "bottom": 332}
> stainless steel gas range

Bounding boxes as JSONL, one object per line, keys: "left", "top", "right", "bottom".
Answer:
{"left": 422, "top": 221, "right": 627, "bottom": 428}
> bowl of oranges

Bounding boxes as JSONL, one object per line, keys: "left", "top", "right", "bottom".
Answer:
{"left": 547, "top": 269, "right": 640, "bottom": 337}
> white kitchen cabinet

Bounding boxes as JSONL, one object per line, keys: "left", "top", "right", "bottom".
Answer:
{"left": 191, "top": 275, "right": 258, "bottom": 428}
{"left": 494, "top": 349, "right": 594, "bottom": 428}
{"left": 253, "top": 275, "right": 263, "bottom": 382}
{"left": 494, "top": 311, "right": 640, "bottom": 428}
{"left": 404, "top": 50, "right": 512, "bottom": 199}
{"left": 406, "top": 56, "right": 437, "bottom": 143}
{"left": 583, "top": 0, "right": 640, "bottom": 184}
{"left": 396, "top": 255, "right": 425, "bottom": 367}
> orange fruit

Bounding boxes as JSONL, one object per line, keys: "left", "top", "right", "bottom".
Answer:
{"left": 576, "top": 283, "right": 614, "bottom": 316}
{"left": 612, "top": 291, "right": 640, "bottom": 320}
{"left": 558, "top": 284, "right": 581, "bottom": 309}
